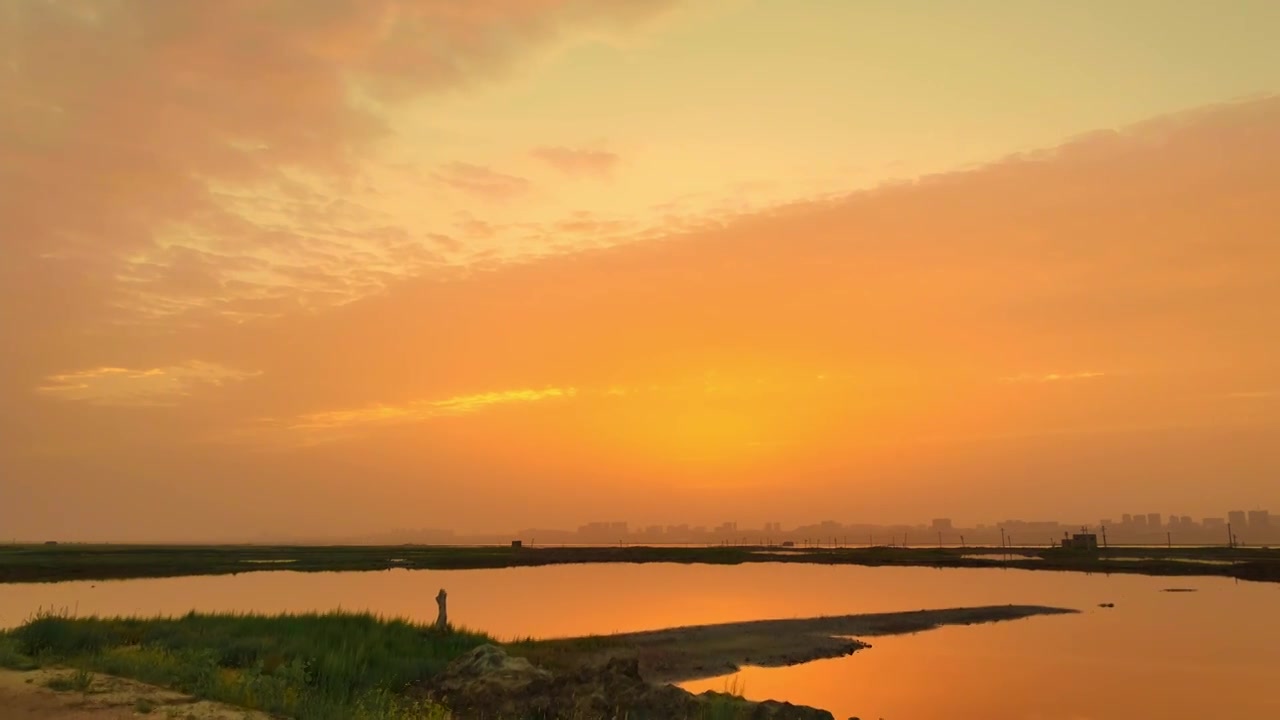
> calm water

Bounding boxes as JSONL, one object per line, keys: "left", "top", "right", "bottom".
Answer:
{"left": 3, "top": 564, "right": 1278, "bottom": 719}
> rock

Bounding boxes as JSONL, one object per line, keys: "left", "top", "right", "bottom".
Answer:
{"left": 423, "top": 645, "right": 833, "bottom": 719}
{"left": 431, "top": 644, "right": 552, "bottom": 709}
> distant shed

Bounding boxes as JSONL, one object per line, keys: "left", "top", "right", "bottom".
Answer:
{"left": 1061, "top": 533, "right": 1099, "bottom": 550}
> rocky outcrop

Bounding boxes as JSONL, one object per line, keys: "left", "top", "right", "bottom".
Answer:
{"left": 424, "top": 644, "right": 833, "bottom": 720}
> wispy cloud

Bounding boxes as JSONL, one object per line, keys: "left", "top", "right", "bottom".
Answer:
{"left": 1222, "top": 390, "right": 1279, "bottom": 399}
{"left": 36, "top": 362, "right": 258, "bottom": 406}
{"left": 434, "top": 162, "right": 531, "bottom": 202}
{"left": 283, "top": 387, "right": 578, "bottom": 434}
{"left": 531, "top": 146, "right": 620, "bottom": 177}
{"left": 554, "top": 211, "right": 628, "bottom": 235}
{"left": 1001, "top": 371, "right": 1108, "bottom": 384}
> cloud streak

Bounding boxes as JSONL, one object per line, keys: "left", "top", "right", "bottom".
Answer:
{"left": 36, "top": 362, "right": 258, "bottom": 406}
{"left": 1002, "top": 372, "right": 1108, "bottom": 384}
{"left": 531, "top": 146, "right": 620, "bottom": 177}
{"left": 281, "top": 387, "right": 578, "bottom": 437}
{"left": 434, "top": 162, "right": 531, "bottom": 202}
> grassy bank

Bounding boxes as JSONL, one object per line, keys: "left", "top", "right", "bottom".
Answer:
{"left": 0, "top": 611, "right": 488, "bottom": 719}
{"left": 3, "top": 543, "right": 1279, "bottom": 584}
{"left": 0, "top": 611, "right": 781, "bottom": 720}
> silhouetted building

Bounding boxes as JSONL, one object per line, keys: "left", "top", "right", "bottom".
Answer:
{"left": 1062, "top": 533, "right": 1099, "bottom": 550}
{"left": 1228, "top": 510, "right": 1247, "bottom": 527}
{"left": 931, "top": 518, "right": 953, "bottom": 531}
{"left": 1203, "top": 517, "right": 1226, "bottom": 528}
{"left": 1248, "top": 510, "right": 1270, "bottom": 528}
{"left": 1146, "top": 513, "right": 1161, "bottom": 528}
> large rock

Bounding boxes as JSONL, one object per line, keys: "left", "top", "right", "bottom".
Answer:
{"left": 432, "top": 644, "right": 552, "bottom": 703}
{"left": 424, "top": 645, "right": 833, "bottom": 720}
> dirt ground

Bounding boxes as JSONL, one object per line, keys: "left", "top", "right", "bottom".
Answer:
{"left": 0, "top": 668, "right": 270, "bottom": 720}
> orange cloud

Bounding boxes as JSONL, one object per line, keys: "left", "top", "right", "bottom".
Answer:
{"left": 531, "top": 146, "right": 620, "bottom": 177}
{"left": 36, "top": 362, "right": 258, "bottom": 406}
{"left": 434, "top": 162, "right": 531, "bottom": 202}
{"left": 1002, "top": 372, "right": 1108, "bottom": 384}
{"left": 0, "top": 0, "right": 679, "bottom": 337}
{"left": 263, "top": 387, "right": 579, "bottom": 445}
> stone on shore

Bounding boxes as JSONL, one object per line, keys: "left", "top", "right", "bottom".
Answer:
{"left": 424, "top": 644, "right": 834, "bottom": 719}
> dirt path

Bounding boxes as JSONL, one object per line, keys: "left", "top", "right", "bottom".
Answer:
{"left": 0, "top": 668, "right": 270, "bottom": 720}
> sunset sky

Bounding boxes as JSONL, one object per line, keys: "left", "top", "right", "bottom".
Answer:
{"left": 3, "top": 0, "right": 1279, "bottom": 541}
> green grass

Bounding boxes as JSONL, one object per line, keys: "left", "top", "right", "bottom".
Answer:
{"left": 3, "top": 542, "right": 1278, "bottom": 585}
{"left": 0, "top": 633, "right": 38, "bottom": 670}
{"left": 44, "top": 667, "right": 94, "bottom": 692}
{"left": 2, "top": 610, "right": 488, "bottom": 720}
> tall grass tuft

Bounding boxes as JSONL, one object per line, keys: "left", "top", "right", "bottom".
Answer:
{"left": 720, "top": 674, "right": 747, "bottom": 698}
{"left": 0, "top": 634, "right": 38, "bottom": 670}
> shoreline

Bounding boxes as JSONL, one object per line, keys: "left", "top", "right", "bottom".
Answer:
{"left": 3, "top": 543, "right": 1279, "bottom": 584}
{"left": 509, "top": 604, "right": 1076, "bottom": 684}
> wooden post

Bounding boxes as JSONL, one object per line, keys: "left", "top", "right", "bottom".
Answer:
{"left": 434, "top": 589, "right": 448, "bottom": 629}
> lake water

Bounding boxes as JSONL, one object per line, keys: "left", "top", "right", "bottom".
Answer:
{"left": 3, "top": 563, "right": 1278, "bottom": 719}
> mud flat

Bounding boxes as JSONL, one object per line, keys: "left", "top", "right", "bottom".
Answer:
{"left": 512, "top": 604, "right": 1076, "bottom": 683}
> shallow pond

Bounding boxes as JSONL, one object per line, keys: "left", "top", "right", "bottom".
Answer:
{"left": 3, "top": 563, "right": 1277, "bottom": 719}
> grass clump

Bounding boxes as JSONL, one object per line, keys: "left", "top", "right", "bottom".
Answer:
{"left": 3, "top": 610, "right": 488, "bottom": 720}
{"left": 0, "top": 634, "right": 38, "bottom": 670}
{"left": 44, "top": 667, "right": 94, "bottom": 692}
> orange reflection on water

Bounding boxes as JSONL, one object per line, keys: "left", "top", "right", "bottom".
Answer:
{"left": 3, "top": 564, "right": 1278, "bottom": 719}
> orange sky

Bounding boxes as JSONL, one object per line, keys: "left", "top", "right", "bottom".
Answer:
{"left": 2, "top": 1, "right": 1279, "bottom": 541}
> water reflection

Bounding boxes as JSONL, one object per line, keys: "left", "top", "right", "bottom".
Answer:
{"left": 3, "top": 564, "right": 1277, "bottom": 719}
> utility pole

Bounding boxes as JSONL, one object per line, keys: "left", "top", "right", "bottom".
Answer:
{"left": 1101, "top": 525, "right": 1108, "bottom": 549}
{"left": 1000, "top": 527, "right": 1006, "bottom": 549}
{"left": 1167, "top": 531, "right": 1172, "bottom": 549}
{"left": 1227, "top": 522, "right": 1233, "bottom": 548}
